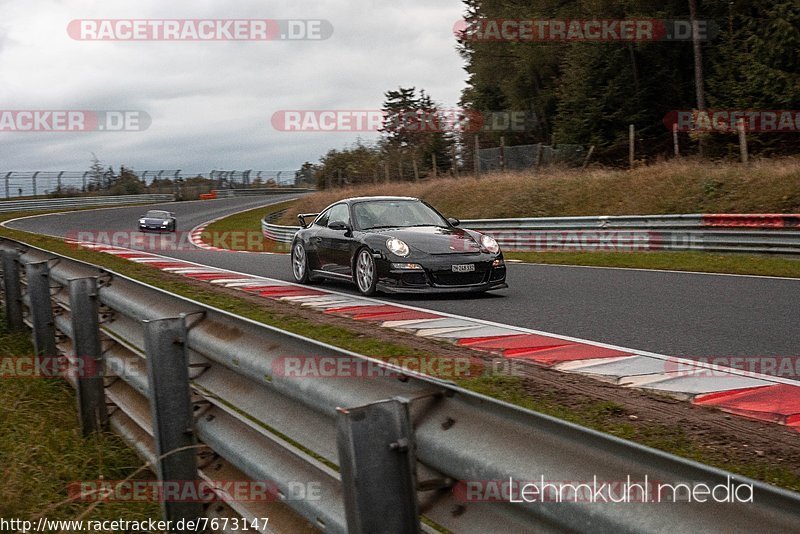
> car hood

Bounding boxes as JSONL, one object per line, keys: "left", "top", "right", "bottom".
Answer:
{"left": 371, "top": 226, "right": 483, "bottom": 254}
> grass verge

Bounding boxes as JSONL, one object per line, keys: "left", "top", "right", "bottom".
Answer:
{"left": 0, "top": 314, "right": 160, "bottom": 521}
{"left": 200, "top": 199, "right": 295, "bottom": 253}
{"left": 1, "top": 210, "right": 798, "bottom": 493}
{"left": 279, "top": 159, "right": 800, "bottom": 224}
{"left": 505, "top": 250, "right": 800, "bottom": 278}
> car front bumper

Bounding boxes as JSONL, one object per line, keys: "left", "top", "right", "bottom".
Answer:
{"left": 375, "top": 253, "right": 507, "bottom": 294}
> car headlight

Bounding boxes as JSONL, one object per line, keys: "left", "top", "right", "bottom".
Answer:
{"left": 481, "top": 234, "right": 500, "bottom": 254}
{"left": 386, "top": 238, "right": 410, "bottom": 257}
{"left": 139, "top": 219, "right": 145, "bottom": 224}
{"left": 162, "top": 220, "right": 170, "bottom": 225}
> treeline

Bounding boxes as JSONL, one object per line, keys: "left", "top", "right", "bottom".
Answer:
{"left": 301, "top": 88, "right": 459, "bottom": 190}
{"left": 459, "top": 0, "right": 799, "bottom": 163}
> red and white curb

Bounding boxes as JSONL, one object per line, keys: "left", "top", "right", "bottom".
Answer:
{"left": 187, "top": 200, "right": 296, "bottom": 254}
{"left": 70, "top": 240, "right": 800, "bottom": 433}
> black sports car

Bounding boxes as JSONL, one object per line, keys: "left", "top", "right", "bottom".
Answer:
{"left": 138, "top": 210, "right": 177, "bottom": 232}
{"left": 290, "top": 196, "right": 507, "bottom": 295}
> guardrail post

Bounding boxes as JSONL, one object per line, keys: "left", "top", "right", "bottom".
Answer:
{"left": 68, "top": 277, "right": 108, "bottom": 435}
{"left": 4, "top": 172, "right": 10, "bottom": 199}
{"left": 336, "top": 398, "right": 420, "bottom": 534}
{"left": 25, "top": 261, "right": 57, "bottom": 358}
{"left": 143, "top": 316, "right": 203, "bottom": 527}
{"left": 1, "top": 250, "right": 24, "bottom": 331}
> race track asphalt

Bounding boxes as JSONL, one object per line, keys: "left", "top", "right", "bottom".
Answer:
{"left": 7, "top": 196, "right": 800, "bottom": 360}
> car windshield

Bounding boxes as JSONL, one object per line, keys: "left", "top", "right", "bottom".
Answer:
{"left": 353, "top": 200, "right": 448, "bottom": 230}
{"left": 145, "top": 211, "right": 170, "bottom": 218}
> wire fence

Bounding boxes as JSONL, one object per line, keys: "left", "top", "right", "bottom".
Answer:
{"left": 0, "top": 170, "right": 301, "bottom": 199}
{"left": 477, "top": 143, "right": 587, "bottom": 173}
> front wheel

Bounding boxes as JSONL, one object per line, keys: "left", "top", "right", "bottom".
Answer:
{"left": 354, "top": 248, "right": 378, "bottom": 296}
{"left": 292, "top": 241, "right": 311, "bottom": 284}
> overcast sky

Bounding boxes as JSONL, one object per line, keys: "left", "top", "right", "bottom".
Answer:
{"left": 0, "top": 0, "right": 468, "bottom": 173}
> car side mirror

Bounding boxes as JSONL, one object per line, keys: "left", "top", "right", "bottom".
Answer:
{"left": 448, "top": 217, "right": 460, "bottom": 227}
{"left": 329, "top": 220, "right": 350, "bottom": 232}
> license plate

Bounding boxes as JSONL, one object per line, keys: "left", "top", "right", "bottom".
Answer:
{"left": 451, "top": 264, "right": 475, "bottom": 273}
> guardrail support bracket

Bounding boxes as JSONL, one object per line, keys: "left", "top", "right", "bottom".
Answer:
{"left": 69, "top": 277, "right": 108, "bottom": 435}
{"left": 1, "top": 250, "right": 24, "bottom": 331}
{"left": 336, "top": 398, "right": 420, "bottom": 534}
{"left": 143, "top": 317, "right": 203, "bottom": 528}
{"left": 25, "top": 260, "right": 57, "bottom": 358}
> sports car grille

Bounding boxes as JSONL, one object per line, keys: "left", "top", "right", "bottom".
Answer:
{"left": 432, "top": 270, "right": 488, "bottom": 286}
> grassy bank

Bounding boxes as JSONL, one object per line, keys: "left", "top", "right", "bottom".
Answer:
{"left": 278, "top": 159, "right": 800, "bottom": 224}
{"left": 506, "top": 250, "right": 800, "bottom": 278}
{"left": 0, "top": 315, "right": 160, "bottom": 522}
{"left": 201, "top": 199, "right": 295, "bottom": 252}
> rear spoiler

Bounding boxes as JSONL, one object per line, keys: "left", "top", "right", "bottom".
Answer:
{"left": 297, "top": 213, "right": 319, "bottom": 229}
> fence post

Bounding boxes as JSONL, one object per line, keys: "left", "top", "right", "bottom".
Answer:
{"left": 4, "top": 172, "right": 10, "bottom": 199}
{"left": 68, "top": 277, "right": 108, "bottom": 435}
{"left": 474, "top": 135, "right": 481, "bottom": 178}
{"left": 82, "top": 171, "right": 88, "bottom": 192}
{"left": 452, "top": 144, "right": 459, "bottom": 178}
{"left": 738, "top": 118, "right": 749, "bottom": 164}
{"left": 337, "top": 398, "right": 419, "bottom": 533}
{"left": 25, "top": 261, "right": 57, "bottom": 358}
{"left": 57, "top": 171, "right": 64, "bottom": 192}
{"left": 499, "top": 136, "right": 506, "bottom": 172}
{"left": 143, "top": 316, "right": 203, "bottom": 525}
{"left": 1, "top": 250, "right": 24, "bottom": 331}
{"left": 412, "top": 156, "right": 419, "bottom": 182}
{"left": 32, "top": 171, "right": 39, "bottom": 197}
{"left": 629, "top": 124, "right": 635, "bottom": 169}
{"left": 431, "top": 153, "right": 437, "bottom": 179}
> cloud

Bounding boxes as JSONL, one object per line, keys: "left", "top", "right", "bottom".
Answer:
{"left": 0, "top": 0, "right": 467, "bottom": 173}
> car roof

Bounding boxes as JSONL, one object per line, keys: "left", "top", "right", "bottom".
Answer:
{"left": 341, "top": 196, "right": 419, "bottom": 204}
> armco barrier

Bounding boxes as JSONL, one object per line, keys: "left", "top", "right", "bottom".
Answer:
{"left": 262, "top": 213, "right": 800, "bottom": 255}
{"left": 2, "top": 236, "right": 800, "bottom": 532}
{"left": 213, "top": 187, "right": 313, "bottom": 199}
{"left": 0, "top": 194, "right": 175, "bottom": 214}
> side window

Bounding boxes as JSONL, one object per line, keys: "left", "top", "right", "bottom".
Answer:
{"left": 327, "top": 204, "right": 350, "bottom": 226}
{"left": 314, "top": 210, "right": 330, "bottom": 227}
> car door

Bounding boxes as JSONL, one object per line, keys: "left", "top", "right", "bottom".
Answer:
{"left": 317, "top": 203, "right": 354, "bottom": 276}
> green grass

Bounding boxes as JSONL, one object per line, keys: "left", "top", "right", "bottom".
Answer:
{"left": 505, "top": 250, "right": 800, "bottom": 278}
{"left": 2, "top": 209, "right": 799, "bottom": 493}
{"left": 201, "top": 200, "right": 295, "bottom": 253}
{"left": 462, "top": 375, "right": 800, "bottom": 491}
{"left": 0, "top": 315, "right": 161, "bottom": 522}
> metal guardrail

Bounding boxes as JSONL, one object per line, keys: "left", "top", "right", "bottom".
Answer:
{"left": 213, "top": 187, "right": 314, "bottom": 199}
{"left": 0, "top": 194, "right": 175, "bottom": 214}
{"left": 262, "top": 213, "right": 800, "bottom": 255}
{"left": 2, "top": 237, "right": 800, "bottom": 532}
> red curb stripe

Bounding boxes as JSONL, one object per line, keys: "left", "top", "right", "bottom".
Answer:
{"left": 693, "top": 384, "right": 800, "bottom": 425}
{"left": 257, "top": 287, "right": 326, "bottom": 297}
{"left": 505, "top": 344, "right": 632, "bottom": 365}
{"left": 352, "top": 310, "right": 441, "bottom": 321}
{"left": 150, "top": 262, "right": 194, "bottom": 269}
{"left": 186, "top": 273, "right": 253, "bottom": 281}
{"left": 325, "top": 305, "right": 407, "bottom": 316}
{"left": 456, "top": 333, "right": 567, "bottom": 349}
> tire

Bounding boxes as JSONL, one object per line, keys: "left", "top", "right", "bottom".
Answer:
{"left": 172, "top": 221, "right": 177, "bottom": 232}
{"left": 292, "top": 241, "right": 311, "bottom": 284}
{"left": 354, "top": 248, "right": 378, "bottom": 296}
